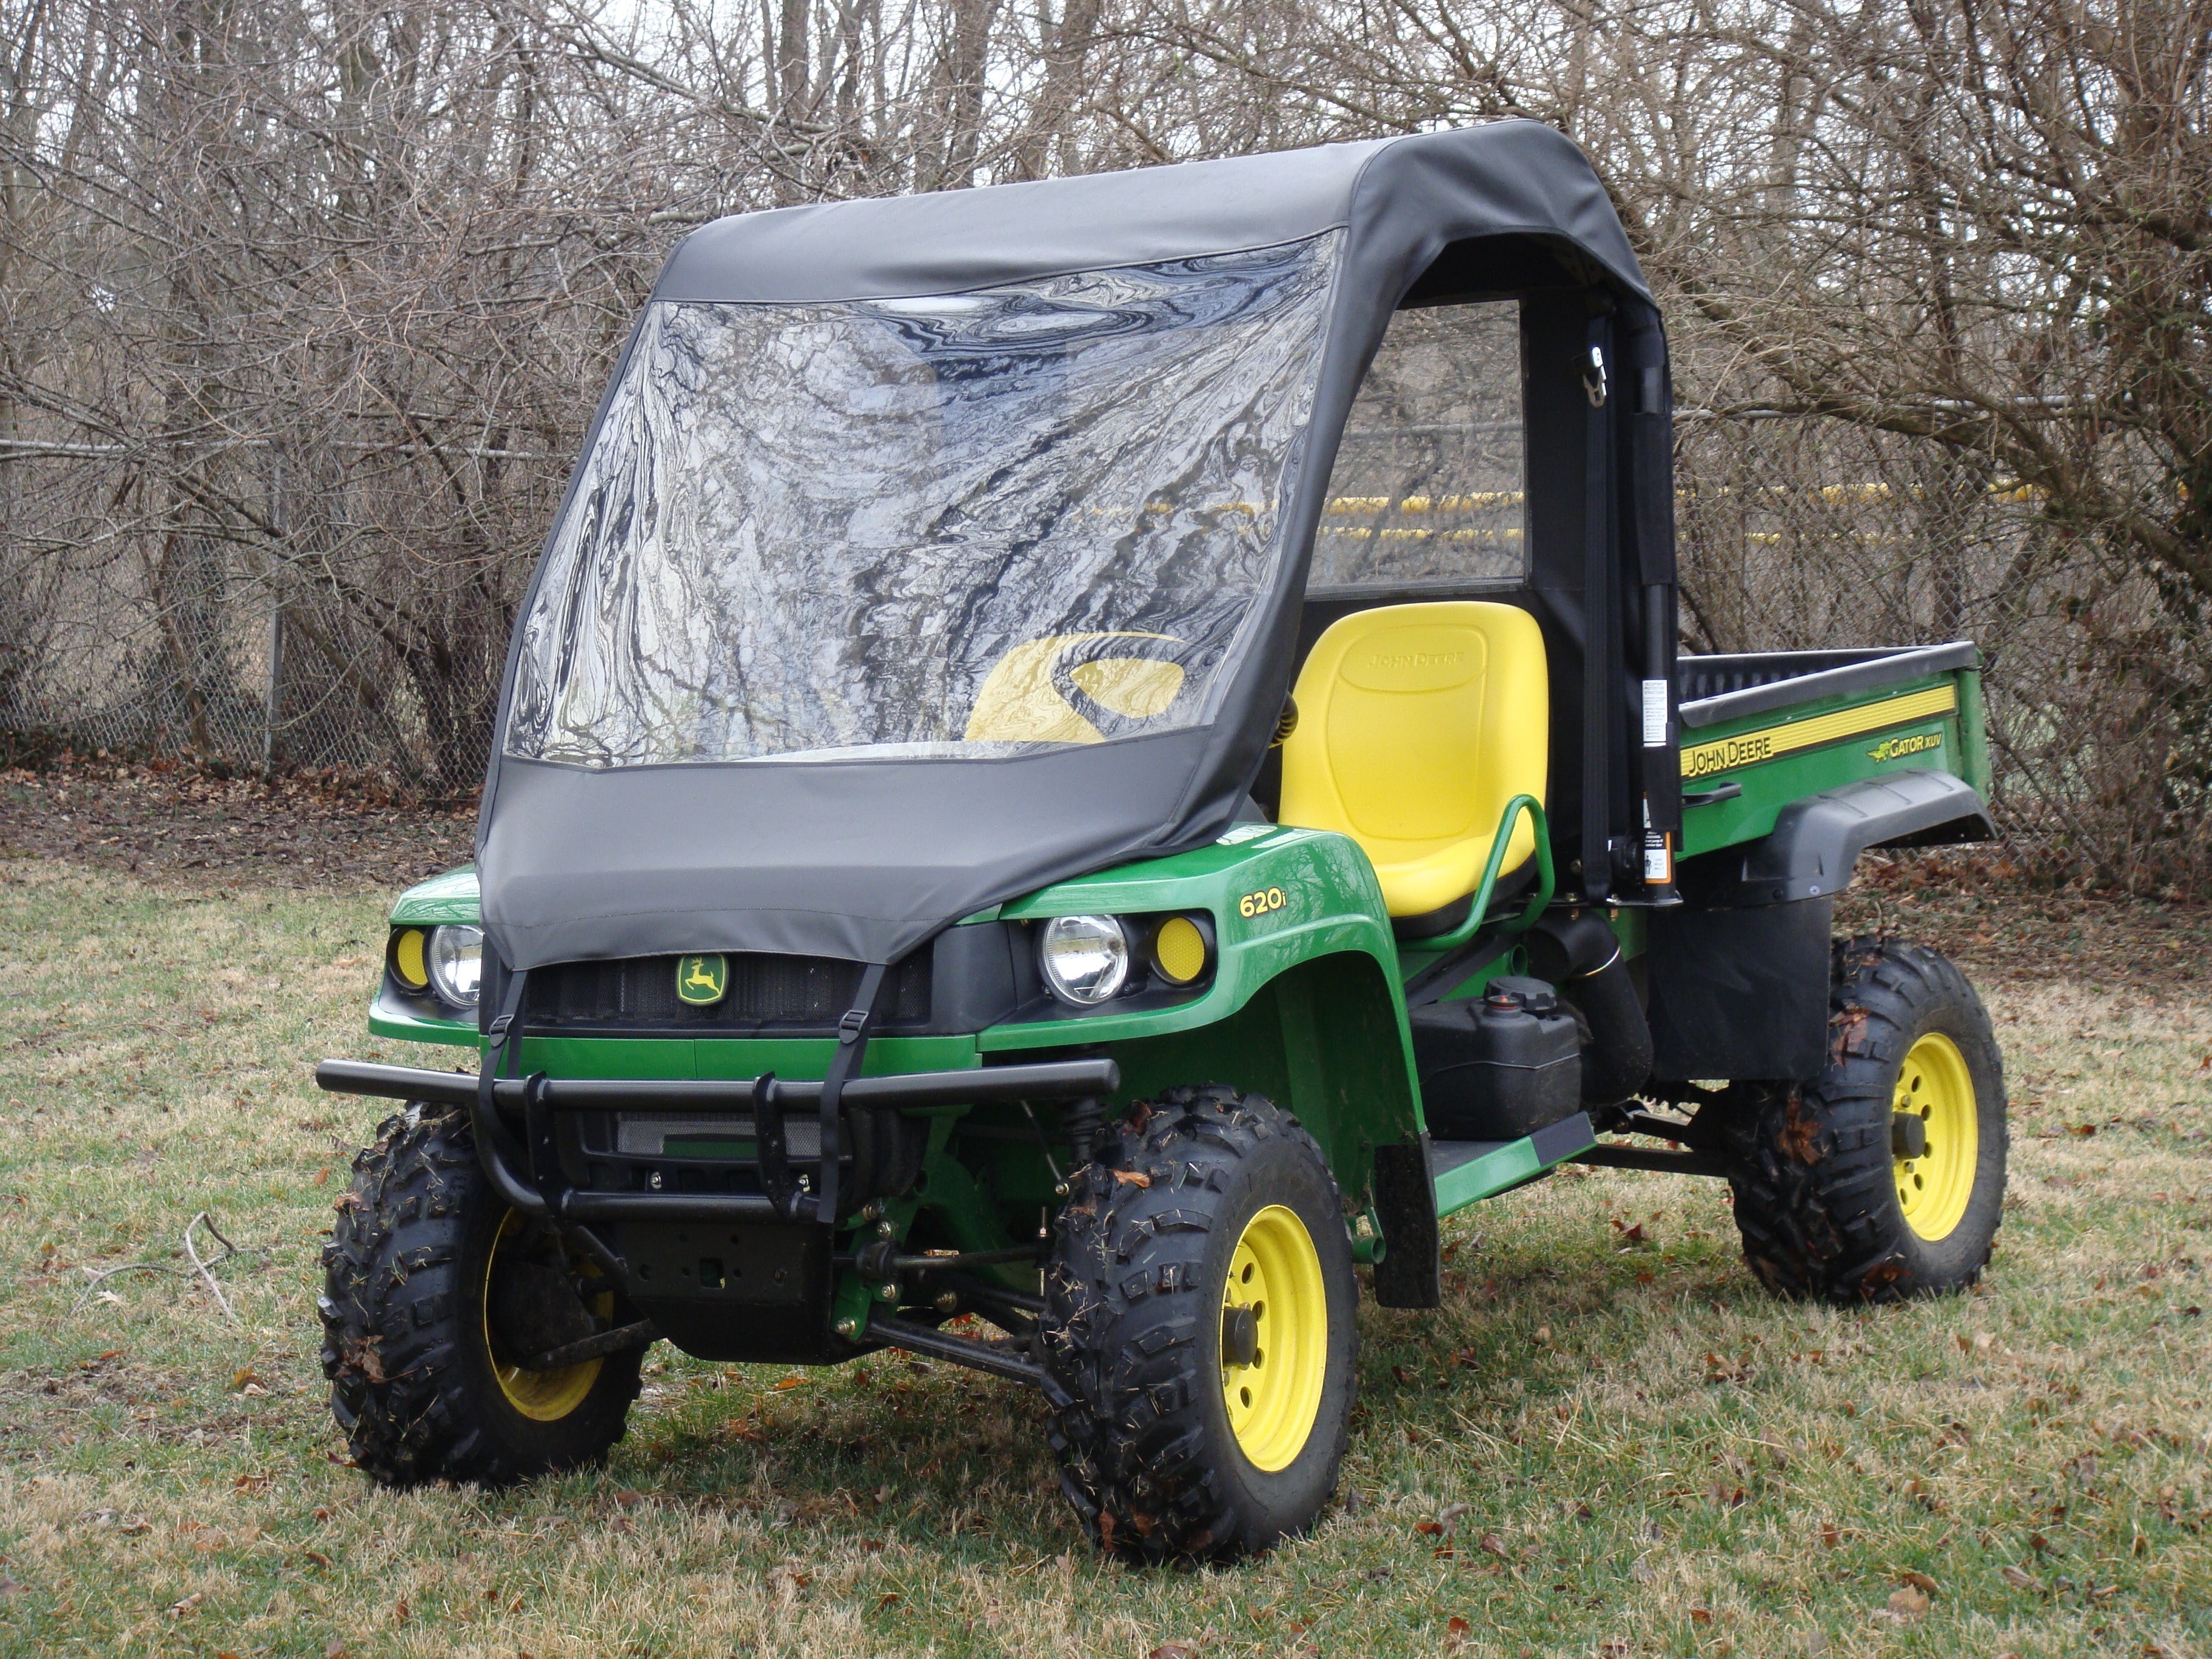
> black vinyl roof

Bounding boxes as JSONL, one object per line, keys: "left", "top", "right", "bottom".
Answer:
{"left": 652, "top": 121, "right": 1651, "bottom": 306}
{"left": 477, "top": 122, "right": 1658, "bottom": 971}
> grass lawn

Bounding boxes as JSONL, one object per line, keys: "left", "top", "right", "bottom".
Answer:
{"left": 0, "top": 858, "right": 2207, "bottom": 1658}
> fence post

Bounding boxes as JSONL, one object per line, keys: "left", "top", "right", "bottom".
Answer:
{"left": 264, "top": 451, "right": 283, "bottom": 776}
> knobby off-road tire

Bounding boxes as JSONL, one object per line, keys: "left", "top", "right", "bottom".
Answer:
{"left": 320, "top": 1104, "right": 643, "bottom": 1485}
{"left": 1041, "top": 1085, "right": 1359, "bottom": 1563}
{"left": 1724, "top": 937, "right": 2008, "bottom": 1302}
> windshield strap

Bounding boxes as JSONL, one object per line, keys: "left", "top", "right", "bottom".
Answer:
{"left": 811, "top": 962, "right": 888, "bottom": 1225}
{"left": 474, "top": 965, "right": 538, "bottom": 1190}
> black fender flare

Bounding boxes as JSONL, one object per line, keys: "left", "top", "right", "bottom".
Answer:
{"left": 1680, "top": 768, "right": 1992, "bottom": 908}
{"left": 1651, "top": 769, "right": 1992, "bottom": 1082}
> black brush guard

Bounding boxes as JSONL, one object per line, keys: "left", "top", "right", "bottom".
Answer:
{"left": 313, "top": 1054, "right": 1118, "bottom": 1228}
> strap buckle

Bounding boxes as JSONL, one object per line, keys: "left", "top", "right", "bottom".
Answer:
{"left": 837, "top": 1007, "right": 870, "bottom": 1045}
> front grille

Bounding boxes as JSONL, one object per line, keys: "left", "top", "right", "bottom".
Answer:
{"left": 525, "top": 953, "right": 932, "bottom": 1034}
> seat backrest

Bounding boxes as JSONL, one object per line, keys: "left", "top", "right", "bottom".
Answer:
{"left": 1279, "top": 601, "right": 1547, "bottom": 914}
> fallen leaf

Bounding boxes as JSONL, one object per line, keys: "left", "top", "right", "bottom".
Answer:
{"left": 1148, "top": 1644, "right": 1201, "bottom": 1659}
{"left": 303, "top": 1551, "right": 333, "bottom": 1569}
{"left": 232, "top": 1367, "right": 258, "bottom": 1391}
{"left": 1111, "top": 1169, "right": 1151, "bottom": 1187}
{"left": 1447, "top": 1617, "right": 1471, "bottom": 1638}
{"left": 1477, "top": 1532, "right": 1507, "bottom": 1558}
{"left": 1897, "top": 1570, "right": 1937, "bottom": 1596}
{"left": 1415, "top": 1520, "right": 1443, "bottom": 1536}
{"left": 313, "top": 1167, "right": 330, "bottom": 1186}
{"left": 169, "top": 1592, "right": 203, "bottom": 1615}
{"left": 2000, "top": 1564, "right": 2039, "bottom": 1589}
{"left": 876, "top": 1592, "right": 902, "bottom": 1613}
{"left": 1883, "top": 1585, "right": 1929, "bottom": 1621}
{"left": 614, "top": 1489, "right": 645, "bottom": 1507}
{"left": 773, "top": 1376, "right": 804, "bottom": 1390}
{"left": 1691, "top": 1607, "right": 1712, "bottom": 1626}
{"left": 324, "top": 1643, "right": 347, "bottom": 1658}
{"left": 1819, "top": 1523, "right": 1843, "bottom": 1548}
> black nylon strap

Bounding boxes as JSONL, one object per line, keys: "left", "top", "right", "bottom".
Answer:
{"left": 810, "top": 962, "right": 888, "bottom": 1224}
{"left": 472, "top": 967, "right": 541, "bottom": 1202}
{"left": 477, "top": 968, "right": 529, "bottom": 1125}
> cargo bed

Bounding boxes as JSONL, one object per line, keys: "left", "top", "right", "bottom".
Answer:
{"left": 1673, "top": 640, "right": 1988, "bottom": 860}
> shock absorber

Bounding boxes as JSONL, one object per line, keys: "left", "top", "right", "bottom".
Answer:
{"left": 1062, "top": 1095, "right": 1108, "bottom": 1167}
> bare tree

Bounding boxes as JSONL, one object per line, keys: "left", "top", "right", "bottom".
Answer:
{"left": 1, "top": 0, "right": 2204, "bottom": 883}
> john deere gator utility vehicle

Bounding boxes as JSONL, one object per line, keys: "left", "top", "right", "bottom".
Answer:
{"left": 317, "top": 122, "right": 2008, "bottom": 1561}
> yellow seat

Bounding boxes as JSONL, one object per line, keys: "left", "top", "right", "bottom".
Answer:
{"left": 1279, "top": 601, "right": 1547, "bottom": 921}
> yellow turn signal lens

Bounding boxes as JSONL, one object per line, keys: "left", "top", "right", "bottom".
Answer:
{"left": 389, "top": 927, "right": 431, "bottom": 991}
{"left": 1153, "top": 914, "right": 1212, "bottom": 985}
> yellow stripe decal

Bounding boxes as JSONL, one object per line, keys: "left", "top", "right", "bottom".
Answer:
{"left": 1681, "top": 685, "right": 1957, "bottom": 782}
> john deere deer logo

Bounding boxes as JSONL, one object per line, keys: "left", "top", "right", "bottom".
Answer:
{"left": 676, "top": 954, "right": 728, "bottom": 1006}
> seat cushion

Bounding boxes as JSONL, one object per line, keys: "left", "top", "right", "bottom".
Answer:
{"left": 1279, "top": 600, "right": 1546, "bottom": 917}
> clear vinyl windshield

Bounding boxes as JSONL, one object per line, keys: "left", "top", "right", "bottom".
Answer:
{"left": 504, "top": 234, "right": 1339, "bottom": 768}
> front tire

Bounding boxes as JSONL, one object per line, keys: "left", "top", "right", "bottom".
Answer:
{"left": 319, "top": 1105, "right": 643, "bottom": 1485}
{"left": 1724, "top": 937, "right": 2008, "bottom": 1302}
{"left": 1041, "top": 1086, "right": 1358, "bottom": 1563}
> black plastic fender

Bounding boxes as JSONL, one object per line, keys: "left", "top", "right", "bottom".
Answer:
{"left": 1650, "top": 769, "right": 1992, "bottom": 1081}
{"left": 1679, "top": 768, "right": 1992, "bottom": 909}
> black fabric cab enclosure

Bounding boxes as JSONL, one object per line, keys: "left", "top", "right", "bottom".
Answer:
{"left": 477, "top": 121, "right": 1663, "bottom": 973}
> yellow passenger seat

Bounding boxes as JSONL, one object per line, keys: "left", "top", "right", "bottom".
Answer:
{"left": 1279, "top": 601, "right": 1547, "bottom": 930}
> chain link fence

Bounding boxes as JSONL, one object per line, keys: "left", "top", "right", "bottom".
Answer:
{"left": 5, "top": 407, "right": 2167, "bottom": 874}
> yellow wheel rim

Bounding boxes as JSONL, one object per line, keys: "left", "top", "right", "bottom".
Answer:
{"left": 483, "top": 1212, "right": 606, "bottom": 1421}
{"left": 1219, "top": 1205, "right": 1329, "bottom": 1472}
{"left": 1894, "top": 1032, "right": 1978, "bottom": 1242}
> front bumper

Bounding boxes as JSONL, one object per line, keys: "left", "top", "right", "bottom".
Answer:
{"left": 314, "top": 1054, "right": 1118, "bottom": 1227}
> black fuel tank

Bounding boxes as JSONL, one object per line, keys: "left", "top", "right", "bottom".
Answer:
{"left": 1410, "top": 976, "right": 1583, "bottom": 1141}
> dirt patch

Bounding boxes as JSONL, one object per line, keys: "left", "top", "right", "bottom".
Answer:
{"left": 0, "top": 761, "right": 474, "bottom": 891}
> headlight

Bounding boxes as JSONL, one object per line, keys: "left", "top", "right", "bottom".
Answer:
{"left": 426, "top": 924, "right": 484, "bottom": 1007}
{"left": 1039, "top": 914, "right": 1131, "bottom": 1007}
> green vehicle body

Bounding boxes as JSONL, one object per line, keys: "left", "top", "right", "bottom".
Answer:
{"left": 365, "top": 657, "right": 1989, "bottom": 1316}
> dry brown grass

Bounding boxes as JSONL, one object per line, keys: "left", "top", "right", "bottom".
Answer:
{"left": 0, "top": 857, "right": 2207, "bottom": 1657}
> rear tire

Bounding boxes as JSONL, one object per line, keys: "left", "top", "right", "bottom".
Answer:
{"left": 1723, "top": 937, "right": 2008, "bottom": 1302}
{"left": 1041, "top": 1085, "right": 1358, "bottom": 1563}
{"left": 319, "top": 1105, "right": 643, "bottom": 1485}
